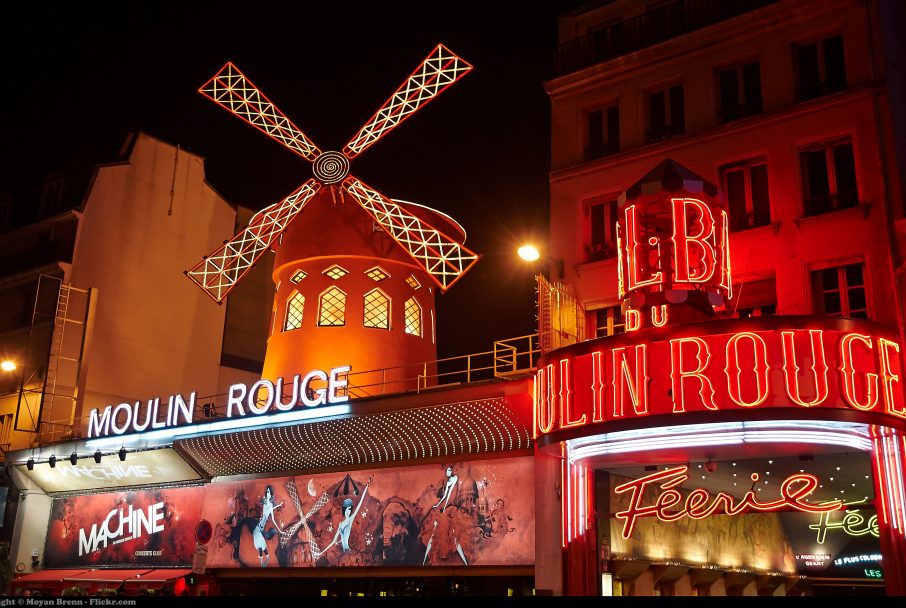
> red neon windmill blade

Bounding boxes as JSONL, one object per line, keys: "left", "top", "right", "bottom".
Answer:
{"left": 199, "top": 62, "right": 322, "bottom": 161}
{"left": 343, "top": 44, "right": 473, "bottom": 159}
{"left": 185, "top": 45, "right": 478, "bottom": 302}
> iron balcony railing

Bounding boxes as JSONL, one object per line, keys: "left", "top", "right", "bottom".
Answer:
{"left": 554, "top": 0, "right": 777, "bottom": 76}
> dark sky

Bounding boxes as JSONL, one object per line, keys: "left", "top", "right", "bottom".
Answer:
{"left": 1, "top": 4, "right": 566, "bottom": 360}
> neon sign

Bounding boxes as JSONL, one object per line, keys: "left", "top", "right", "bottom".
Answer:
{"left": 88, "top": 365, "right": 351, "bottom": 438}
{"left": 533, "top": 318, "right": 906, "bottom": 439}
{"left": 809, "top": 500, "right": 880, "bottom": 543}
{"left": 617, "top": 197, "right": 731, "bottom": 300}
{"left": 613, "top": 465, "right": 842, "bottom": 539}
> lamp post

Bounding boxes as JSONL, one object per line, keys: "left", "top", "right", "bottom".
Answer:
{"left": 517, "top": 244, "right": 564, "bottom": 280}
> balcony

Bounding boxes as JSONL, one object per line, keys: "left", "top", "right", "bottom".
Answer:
{"left": 554, "top": 0, "right": 777, "bottom": 76}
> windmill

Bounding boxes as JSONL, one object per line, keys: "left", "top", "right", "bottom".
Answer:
{"left": 185, "top": 44, "right": 480, "bottom": 304}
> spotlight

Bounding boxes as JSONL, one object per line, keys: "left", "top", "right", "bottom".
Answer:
{"left": 118, "top": 447, "right": 127, "bottom": 462}
{"left": 26, "top": 458, "right": 34, "bottom": 471}
{"left": 69, "top": 452, "right": 78, "bottom": 466}
{"left": 48, "top": 455, "right": 56, "bottom": 468}
{"left": 94, "top": 450, "right": 102, "bottom": 464}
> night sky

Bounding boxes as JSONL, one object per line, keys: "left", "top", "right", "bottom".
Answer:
{"left": 1, "top": 4, "right": 568, "bottom": 360}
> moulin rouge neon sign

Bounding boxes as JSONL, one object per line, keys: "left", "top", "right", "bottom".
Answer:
{"left": 534, "top": 321, "right": 905, "bottom": 437}
{"left": 613, "top": 465, "right": 842, "bottom": 539}
{"left": 88, "top": 365, "right": 351, "bottom": 439}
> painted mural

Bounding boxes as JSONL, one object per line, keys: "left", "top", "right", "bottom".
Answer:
{"left": 44, "top": 485, "right": 204, "bottom": 567}
{"left": 609, "top": 474, "right": 797, "bottom": 574}
{"left": 201, "top": 456, "right": 534, "bottom": 568}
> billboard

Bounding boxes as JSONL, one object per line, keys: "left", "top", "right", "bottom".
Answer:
{"left": 201, "top": 456, "right": 534, "bottom": 568}
{"left": 44, "top": 485, "right": 204, "bottom": 568}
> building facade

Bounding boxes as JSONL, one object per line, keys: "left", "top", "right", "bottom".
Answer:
{"left": 538, "top": 0, "right": 906, "bottom": 596}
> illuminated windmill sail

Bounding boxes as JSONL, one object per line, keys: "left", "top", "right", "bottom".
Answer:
{"left": 186, "top": 44, "right": 479, "bottom": 302}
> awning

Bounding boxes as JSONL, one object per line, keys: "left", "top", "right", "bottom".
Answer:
{"left": 10, "top": 569, "right": 91, "bottom": 592}
{"left": 61, "top": 569, "right": 155, "bottom": 594}
{"left": 123, "top": 568, "right": 192, "bottom": 592}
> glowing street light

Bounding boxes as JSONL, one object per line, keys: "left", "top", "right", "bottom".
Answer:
{"left": 517, "top": 245, "right": 541, "bottom": 262}
{"left": 0, "top": 360, "right": 16, "bottom": 372}
{"left": 517, "top": 244, "right": 563, "bottom": 279}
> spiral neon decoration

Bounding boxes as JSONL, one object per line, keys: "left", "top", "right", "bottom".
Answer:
{"left": 313, "top": 151, "right": 350, "bottom": 184}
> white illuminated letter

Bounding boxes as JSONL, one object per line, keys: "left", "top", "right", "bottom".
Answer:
{"left": 227, "top": 383, "right": 247, "bottom": 418}
{"left": 300, "top": 370, "right": 329, "bottom": 407}
{"left": 328, "top": 366, "right": 351, "bottom": 404}
{"left": 248, "top": 380, "right": 275, "bottom": 415}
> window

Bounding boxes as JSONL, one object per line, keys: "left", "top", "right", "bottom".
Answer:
{"left": 404, "top": 297, "right": 422, "bottom": 337}
{"left": 795, "top": 34, "right": 846, "bottom": 101}
{"left": 318, "top": 286, "right": 346, "bottom": 326}
{"left": 363, "top": 288, "right": 390, "bottom": 329}
{"left": 800, "top": 138, "right": 858, "bottom": 216}
{"left": 811, "top": 263, "right": 867, "bottom": 318}
{"left": 323, "top": 265, "right": 348, "bottom": 280}
{"left": 586, "top": 103, "right": 620, "bottom": 160}
{"left": 365, "top": 267, "right": 389, "bottom": 282}
{"left": 646, "top": 84, "right": 684, "bottom": 143}
{"left": 719, "top": 158, "right": 770, "bottom": 231}
{"left": 717, "top": 62, "right": 762, "bottom": 123}
{"left": 283, "top": 292, "right": 305, "bottom": 331}
{"left": 729, "top": 277, "right": 776, "bottom": 318}
{"left": 289, "top": 269, "right": 307, "bottom": 284}
{"left": 593, "top": 306, "right": 624, "bottom": 338}
{"left": 405, "top": 275, "right": 421, "bottom": 290}
{"left": 0, "top": 414, "right": 10, "bottom": 448}
{"left": 584, "top": 197, "right": 619, "bottom": 262}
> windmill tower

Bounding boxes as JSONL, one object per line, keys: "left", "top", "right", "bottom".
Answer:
{"left": 186, "top": 45, "right": 479, "bottom": 395}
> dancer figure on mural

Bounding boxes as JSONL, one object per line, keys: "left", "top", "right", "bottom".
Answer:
{"left": 323, "top": 478, "right": 372, "bottom": 554}
{"left": 433, "top": 466, "right": 459, "bottom": 511}
{"left": 252, "top": 485, "right": 284, "bottom": 567}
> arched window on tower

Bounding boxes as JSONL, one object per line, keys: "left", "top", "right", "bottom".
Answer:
{"left": 318, "top": 286, "right": 347, "bottom": 326}
{"left": 363, "top": 288, "right": 390, "bottom": 329}
{"left": 404, "top": 297, "right": 422, "bottom": 337}
{"left": 284, "top": 292, "right": 305, "bottom": 332}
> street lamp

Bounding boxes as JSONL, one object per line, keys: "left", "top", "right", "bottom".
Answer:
{"left": 0, "top": 360, "right": 15, "bottom": 372}
{"left": 517, "top": 244, "right": 564, "bottom": 280}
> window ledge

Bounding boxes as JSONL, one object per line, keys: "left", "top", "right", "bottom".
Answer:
{"left": 793, "top": 202, "right": 871, "bottom": 230}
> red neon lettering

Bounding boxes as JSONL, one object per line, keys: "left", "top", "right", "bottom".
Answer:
{"left": 591, "top": 351, "right": 606, "bottom": 423}
{"left": 782, "top": 330, "right": 829, "bottom": 408}
{"left": 614, "top": 466, "right": 842, "bottom": 539}
{"left": 624, "top": 205, "right": 662, "bottom": 291}
{"left": 878, "top": 338, "right": 905, "bottom": 418}
{"left": 839, "top": 333, "right": 879, "bottom": 411}
{"left": 724, "top": 332, "right": 770, "bottom": 407}
{"left": 612, "top": 345, "right": 649, "bottom": 418}
{"left": 650, "top": 305, "right": 668, "bottom": 327}
{"left": 559, "top": 359, "right": 585, "bottom": 428}
{"left": 535, "top": 365, "right": 555, "bottom": 434}
{"left": 669, "top": 337, "right": 716, "bottom": 413}
{"left": 672, "top": 198, "right": 717, "bottom": 284}
{"left": 625, "top": 309, "right": 642, "bottom": 332}
{"left": 719, "top": 210, "right": 732, "bottom": 296}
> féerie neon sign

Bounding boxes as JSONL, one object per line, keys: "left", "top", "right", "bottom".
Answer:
{"left": 88, "top": 365, "right": 351, "bottom": 439}
{"left": 613, "top": 465, "right": 842, "bottom": 538}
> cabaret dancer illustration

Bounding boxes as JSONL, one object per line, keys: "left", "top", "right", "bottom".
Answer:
{"left": 323, "top": 477, "right": 372, "bottom": 553}
{"left": 433, "top": 466, "right": 459, "bottom": 511}
{"left": 252, "top": 484, "right": 284, "bottom": 567}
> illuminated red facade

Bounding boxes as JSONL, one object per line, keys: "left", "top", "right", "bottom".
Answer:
{"left": 541, "top": 0, "right": 906, "bottom": 597}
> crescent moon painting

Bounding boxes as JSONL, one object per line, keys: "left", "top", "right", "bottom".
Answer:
{"left": 307, "top": 478, "right": 317, "bottom": 497}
